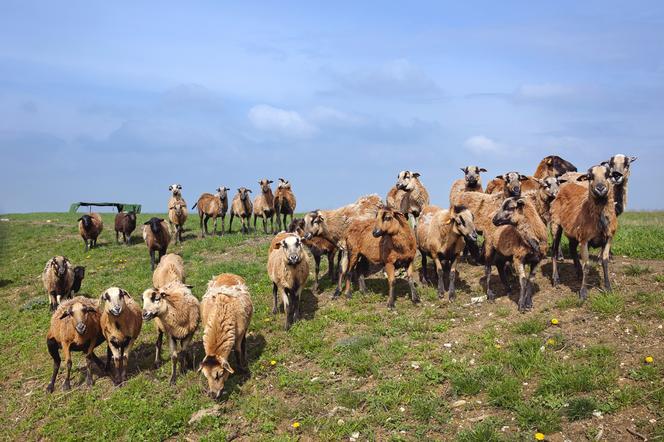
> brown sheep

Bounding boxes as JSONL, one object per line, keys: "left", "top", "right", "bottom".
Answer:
{"left": 192, "top": 187, "right": 230, "bottom": 237}
{"left": 484, "top": 172, "right": 534, "bottom": 197}
{"left": 253, "top": 178, "right": 275, "bottom": 234}
{"left": 522, "top": 176, "right": 567, "bottom": 226}
{"left": 199, "top": 273, "right": 253, "bottom": 399}
{"left": 274, "top": 178, "right": 297, "bottom": 231}
{"left": 42, "top": 256, "right": 75, "bottom": 311}
{"left": 485, "top": 197, "right": 549, "bottom": 311}
{"left": 386, "top": 170, "right": 430, "bottom": 227}
{"left": 143, "top": 217, "right": 171, "bottom": 271}
{"left": 288, "top": 218, "right": 338, "bottom": 294}
{"left": 267, "top": 233, "right": 310, "bottom": 330}
{"left": 168, "top": 199, "right": 188, "bottom": 244}
{"left": 152, "top": 253, "right": 186, "bottom": 288}
{"left": 533, "top": 155, "right": 578, "bottom": 178}
{"left": 71, "top": 266, "right": 86, "bottom": 295}
{"left": 448, "top": 166, "right": 487, "bottom": 205}
{"left": 550, "top": 165, "right": 618, "bottom": 300}
{"left": 341, "top": 206, "right": 418, "bottom": 308}
{"left": 78, "top": 212, "right": 103, "bottom": 251}
{"left": 415, "top": 205, "right": 478, "bottom": 301}
{"left": 451, "top": 190, "right": 507, "bottom": 236}
{"left": 99, "top": 287, "right": 143, "bottom": 385}
{"left": 142, "top": 281, "right": 200, "bottom": 385}
{"left": 230, "top": 187, "right": 253, "bottom": 234}
{"left": 114, "top": 211, "right": 137, "bottom": 245}
{"left": 46, "top": 296, "right": 105, "bottom": 392}
{"left": 602, "top": 154, "right": 637, "bottom": 216}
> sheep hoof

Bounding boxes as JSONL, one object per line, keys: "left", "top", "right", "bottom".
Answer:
{"left": 437, "top": 292, "right": 445, "bottom": 300}
{"left": 332, "top": 289, "right": 341, "bottom": 300}
{"left": 169, "top": 377, "right": 177, "bottom": 386}
{"left": 46, "top": 384, "right": 55, "bottom": 393}
{"left": 448, "top": 293, "right": 456, "bottom": 302}
{"left": 579, "top": 288, "right": 588, "bottom": 301}
{"left": 411, "top": 296, "right": 421, "bottom": 305}
{"left": 62, "top": 382, "right": 71, "bottom": 391}
{"left": 387, "top": 302, "right": 396, "bottom": 309}
{"left": 552, "top": 276, "right": 560, "bottom": 287}
{"left": 487, "top": 290, "right": 496, "bottom": 302}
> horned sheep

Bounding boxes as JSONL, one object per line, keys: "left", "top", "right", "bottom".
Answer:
{"left": 274, "top": 178, "right": 297, "bottom": 231}
{"left": 602, "top": 154, "right": 637, "bottom": 216}
{"left": 230, "top": 187, "right": 253, "bottom": 234}
{"left": 448, "top": 166, "right": 487, "bottom": 206}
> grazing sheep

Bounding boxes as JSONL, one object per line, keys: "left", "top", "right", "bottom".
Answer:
{"left": 484, "top": 172, "right": 535, "bottom": 197}
{"left": 78, "top": 213, "right": 103, "bottom": 251}
{"left": 415, "top": 205, "right": 478, "bottom": 300}
{"left": 46, "top": 296, "right": 105, "bottom": 393}
{"left": 71, "top": 266, "right": 86, "bottom": 295}
{"left": 341, "top": 206, "right": 419, "bottom": 308}
{"left": 550, "top": 165, "right": 618, "bottom": 300}
{"left": 387, "top": 171, "right": 430, "bottom": 227}
{"left": 152, "top": 253, "right": 186, "bottom": 288}
{"left": 485, "top": 197, "right": 549, "bottom": 311}
{"left": 230, "top": 187, "right": 253, "bottom": 234}
{"left": 199, "top": 273, "right": 253, "bottom": 399}
{"left": 114, "top": 211, "right": 137, "bottom": 245}
{"left": 192, "top": 187, "right": 230, "bottom": 237}
{"left": 143, "top": 217, "right": 171, "bottom": 271}
{"left": 267, "top": 233, "right": 310, "bottom": 330}
{"left": 42, "top": 256, "right": 75, "bottom": 311}
{"left": 448, "top": 166, "right": 487, "bottom": 205}
{"left": 288, "top": 218, "right": 338, "bottom": 293}
{"left": 533, "top": 155, "right": 578, "bottom": 178}
{"left": 602, "top": 154, "right": 637, "bottom": 216}
{"left": 253, "top": 179, "right": 275, "bottom": 234}
{"left": 142, "top": 281, "right": 200, "bottom": 385}
{"left": 168, "top": 199, "right": 188, "bottom": 244}
{"left": 99, "top": 287, "right": 143, "bottom": 385}
{"left": 274, "top": 178, "right": 297, "bottom": 231}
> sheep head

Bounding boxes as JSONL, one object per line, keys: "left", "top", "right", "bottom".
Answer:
{"left": 144, "top": 217, "right": 165, "bottom": 235}
{"left": 141, "top": 288, "right": 168, "bottom": 320}
{"left": 199, "top": 355, "right": 234, "bottom": 400}
{"left": 274, "top": 234, "right": 305, "bottom": 265}
{"left": 372, "top": 207, "right": 407, "bottom": 237}
{"left": 78, "top": 215, "right": 93, "bottom": 230}
{"left": 258, "top": 179, "right": 273, "bottom": 193}
{"left": 169, "top": 183, "right": 183, "bottom": 197}
{"left": 460, "top": 166, "right": 486, "bottom": 186}
{"left": 450, "top": 205, "right": 478, "bottom": 243}
{"left": 602, "top": 154, "right": 637, "bottom": 185}
{"left": 59, "top": 301, "right": 97, "bottom": 335}
{"left": 237, "top": 187, "right": 252, "bottom": 201}
{"left": 395, "top": 170, "right": 421, "bottom": 191}
{"left": 536, "top": 176, "right": 566, "bottom": 201}
{"left": 495, "top": 172, "right": 528, "bottom": 198}
{"left": 216, "top": 186, "right": 230, "bottom": 200}
{"left": 100, "top": 287, "right": 129, "bottom": 317}
{"left": 492, "top": 197, "right": 526, "bottom": 227}
{"left": 577, "top": 165, "right": 613, "bottom": 201}
{"left": 542, "top": 155, "right": 578, "bottom": 177}
{"left": 277, "top": 178, "right": 291, "bottom": 189}
{"left": 303, "top": 210, "right": 326, "bottom": 240}
{"left": 50, "top": 256, "right": 70, "bottom": 278}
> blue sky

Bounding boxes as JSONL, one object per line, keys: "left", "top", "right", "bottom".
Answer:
{"left": 1, "top": 1, "right": 663, "bottom": 213}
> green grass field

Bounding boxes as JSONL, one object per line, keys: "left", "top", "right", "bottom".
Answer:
{"left": 0, "top": 211, "right": 663, "bottom": 441}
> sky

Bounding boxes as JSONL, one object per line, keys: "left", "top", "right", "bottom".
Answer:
{"left": 1, "top": 1, "right": 663, "bottom": 213}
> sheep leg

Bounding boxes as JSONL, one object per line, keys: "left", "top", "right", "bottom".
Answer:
{"left": 434, "top": 256, "right": 445, "bottom": 298}
{"left": 485, "top": 262, "right": 496, "bottom": 301}
{"left": 496, "top": 260, "right": 512, "bottom": 295}
{"left": 116, "top": 230, "right": 120, "bottom": 244}
{"left": 419, "top": 250, "right": 428, "bottom": 285}
{"left": 272, "top": 283, "right": 279, "bottom": 314}
{"left": 85, "top": 354, "right": 95, "bottom": 387}
{"left": 386, "top": 263, "right": 397, "bottom": 308}
{"left": 313, "top": 254, "right": 321, "bottom": 294}
{"left": 169, "top": 337, "right": 178, "bottom": 385}
{"left": 200, "top": 215, "right": 206, "bottom": 238}
{"left": 62, "top": 344, "right": 72, "bottom": 391}
{"left": 526, "top": 263, "right": 538, "bottom": 309}
{"left": 407, "top": 262, "right": 419, "bottom": 304}
{"left": 229, "top": 213, "right": 234, "bottom": 233}
{"left": 294, "top": 285, "right": 302, "bottom": 322}
{"left": 106, "top": 345, "right": 112, "bottom": 372}
{"left": 46, "top": 338, "right": 60, "bottom": 393}
{"left": 568, "top": 238, "right": 582, "bottom": 277}
{"left": 516, "top": 261, "right": 528, "bottom": 313}
{"left": 253, "top": 214, "right": 258, "bottom": 232}
{"left": 83, "top": 237, "right": 89, "bottom": 251}
{"left": 270, "top": 214, "right": 275, "bottom": 234}
{"left": 154, "top": 330, "right": 163, "bottom": 368}
{"left": 182, "top": 335, "right": 194, "bottom": 370}
{"left": 150, "top": 250, "right": 156, "bottom": 271}
{"left": 49, "top": 292, "right": 57, "bottom": 312}
{"left": 344, "top": 252, "right": 360, "bottom": 298}
{"left": 579, "top": 241, "right": 590, "bottom": 301}
{"left": 601, "top": 238, "right": 612, "bottom": 291}
{"left": 284, "top": 288, "right": 294, "bottom": 331}
{"left": 220, "top": 215, "right": 226, "bottom": 236}
{"left": 448, "top": 257, "right": 458, "bottom": 301}
{"left": 327, "top": 251, "right": 335, "bottom": 281}
{"left": 551, "top": 225, "right": 563, "bottom": 286}
{"left": 263, "top": 214, "right": 269, "bottom": 234}
{"left": 212, "top": 216, "right": 218, "bottom": 236}
{"left": 333, "top": 250, "right": 349, "bottom": 299}
{"left": 240, "top": 335, "right": 249, "bottom": 372}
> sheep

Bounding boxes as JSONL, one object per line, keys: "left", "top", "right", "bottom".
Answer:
{"left": 143, "top": 217, "right": 171, "bottom": 271}
{"left": 448, "top": 166, "right": 487, "bottom": 205}
{"left": 192, "top": 187, "right": 230, "bottom": 237}
{"left": 341, "top": 206, "right": 419, "bottom": 308}
{"left": 288, "top": 218, "right": 338, "bottom": 294}
{"left": 415, "top": 205, "right": 478, "bottom": 301}
{"left": 484, "top": 197, "right": 549, "bottom": 312}
{"left": 168, "top": 183, "right": 183, "bottom": 200}
{"left": 274, "top": 178, "right": 297, "bottom": 231}
{"left": 267, "top": 233, "right": 310, "bottom": 330}
{"left": 522, "top": 176, "right": 567, "bottom": 226}
{"left": 142, "top": 281, "right": 200, "bottom": 385}
{"left": 550, "top": 165, "right": 618, "bottom": 300}
{"left": 253, "top": 179, "right": 275, "bottom": 234}
{"left": 114, "top": 211, "right": 137, "bottom": 245}
{"left": 533, "top": 155, "right": 578, "bottom": 178}
{"left": 42, "top": 256, "right": 75, "bottom": 311}
{"left": 484, "top": 172, "right": 535, "bottom": 197}
{"left": 168, "top": 199, "right": 188, "bottom": 244}
{"left": 78, "top": 212, "right": 103, "bottom": 250}
{"left": 199, "top": 273, "right": 253, "bottom": 399}
{"left": 229, "top": 187, "right": 253, "bottom": 234}
{"left": 386, "top": 170, "right": 430, "bottom": 227}
{"left": 451, "top": 190, "right": 507, "bottom": 236}
{"left": 152, "top": 253, "right": 186, "bottom": 288}
{"left": 602, "top": 154, "right": 637, "bottom": 216}
{"left": 46, "top": 296, "right": 105, "bottom": 393}
{"left": 99, "top": 287, "right": 143, "bottom": 385}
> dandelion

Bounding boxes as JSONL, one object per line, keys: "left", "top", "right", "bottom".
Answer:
{"left": 535, "top": 432, "right": 545, "bottom": 441}
{"left": 292, "top": 422, "right": 300, "bottom": 429}
{"left": 494, "top": 344, "right": 502, "bottom": 349}
{"left": 550, "top": 318, "right": 559, "bottom": 325}
{"left": 546, "top": 338, "right": 556, "bottom": 346}
{"left": 645, "top": 356, "right": 654, "bottom": 364}
{"left": 270, "top": 360, "right": 277, "bottom": 366}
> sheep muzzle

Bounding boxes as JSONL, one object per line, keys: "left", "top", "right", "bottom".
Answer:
{"left": 75, "top": 322, "right": 86, "bottom": 335}
{"left": 372, "top": 228, "right": 384, "bottom": 238}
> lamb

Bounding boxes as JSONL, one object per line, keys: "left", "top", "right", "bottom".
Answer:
{"left": 386, "top": 171, "right": 430, "bottom": 227}
{"left": 484, "top": 172, "right": 535, "bottom": 197}
{"left": 267, "top": 233, "right": 309, "bottom": 330}
{"left": 415, "top": 205, "right": 478, "bottom": 301}
{"left": 448, "top": 166, "right": 487, "bottom": 205}
{"left": 229, "top": 187, "right": 253, "bottom": 234}
{"left": 533, "top": 155, "right": 578, "bottom": 178}
{"left": 341, "top": 206, "right": 419, "bottom": 308}
{"left": 99, "top": 287, "right": 143, "bottom": 385}
{"left": 143, "top": 217, "right": 171, "bottom": 270}
{"left": 602, "top": 154, "right": 637, "bottom": 216}
{"left": 199, "top": 273, "right": 253, "bottom": 399}
{"left": 192, "top": 187, "right": 230, "bottom": 237}
{"left": 46, "top": 296, "right": 105, "bottom": 392}
{"left": 142, "top": 281, "right": 200, "bottom": 385}
{"left": 152, "top": 253, "right": 186, "bottom": 288}
{"left": 288, "top": 218, "right": 338, "bottom": 294}
{"left": 274, "top": 178, "right": 297, "bottom": 231}
{"left": 78, "top": 212, "right": 103, "bottom": 250}
{"left": 168, "top": 199, "right": 188, "bottom": 244}
{"left": 550, "top": 165, "right": 618, "bottom": 300}
{"left": 253, "top": 179, "right": 275, "bottom": 234}
{"left": 484, "top": 197, "right": 549, "bottom": 312}
{"left": 114, "top": 211, "right": 137, "bottom": 245}
{"left": 42, "top": 256, "right": 75, "bottom": 311}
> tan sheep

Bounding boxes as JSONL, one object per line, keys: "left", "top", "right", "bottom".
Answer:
{"left": 42, "top": 256, "right": 75, "bottom": 311}
{"left": 192, "top": 187, "right": 230, "bottom": 237}
{"left": 143, "top": 217, "right": 171, "bottom": 271}
{"left": 448, "top": 166, "right": 487, "bottom": 205}
{"left": 230, "top": 187, "right": 253, "bottom": 234}
{"left": 268, "top": 233, "right": 309, "bottom": 330}
{"left": 142, "top": 281, "right": 200, "bottom": 385}
{"left": 77, "top": 212, "right": 103, "bottom": 250}
{"left": 199, "top": 273, "right": 253, "bottom": 399}
{"left": 46, "top": 296, "right": 105, "bottom": 392}
{"left": 602, "top": 154, "right": 637, "bottom": 216}
{"left": 386, "top": 170, "right": 430, "bottom": 227}
{"left": 152, "top": 253, "right": 186, "bottom": 288}
{"left": 253, "top": 178, "right": 275, "bottom": 234}
{"left": 99, "top": 287, "right": 143, "bottom": 385}
{"left": 484, "top": 171, "right": 535, "bottom": 197}
{"left": 288, "top": 218, "right": 338, "bottom": 294}
{"left": 274, "top": 178, "right": 297, "bottom": 231}
{"left": 168, "top": 199, "right": 188, "bottom": 244}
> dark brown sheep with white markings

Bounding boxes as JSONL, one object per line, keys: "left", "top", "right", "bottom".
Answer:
{"left": 78, "top": 213, "right": 103, "bottom": 251}
{"left": 143, "top": 217, "right": 171, "bottom": 270}
{"left": 114, "top": 211, "right": 137, "bottom": 245}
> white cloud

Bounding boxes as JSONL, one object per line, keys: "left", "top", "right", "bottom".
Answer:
{"left": 464, "top": 135, "right": 501, "bottom": 154}
{"left": 308, "top": 106, "right": 363, "bottom": 126}
{"left": 248, "top": 104, "right": 316, "bottom": 138}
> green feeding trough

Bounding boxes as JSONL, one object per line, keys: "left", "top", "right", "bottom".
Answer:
{"left": 69, "top": 202, "right": 142, "bottom": 214}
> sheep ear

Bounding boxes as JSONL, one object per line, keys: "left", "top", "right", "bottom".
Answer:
{"left": 445, "top": 218, "right": 452, "bottom": 225}
{"left": 629, "top": 156, "right": 638, "bottom": 163}
{"left": 460, "top": 167, "right": 466, "bottom": 173}
{"left": 221, "top": 359, "right": 234, "bottom": 374}
{"left": 169, "top": 185, "right": 173, "bottom": 191}
{"left": 143, "top": 221, "right": 151, "bottom": 225}
{"left": 576, "top": 174, "right": 591, "bottom": 182}
{"left": 495, "top": 175, "right": 505, "bottom": 181}
{"left": 546, "top": 158, "right": 553, "bottom": 165}
{"left": 519, "top": 175, "right": 529, "bottom": 181}
{"left": 479, "top": 168, "right": 487, "bottom": 172}
{"left": 516, "top": 199, "right": 525, "bottom": 208}
{"left": 59, "top": 309, "right": 72, "bottom": 319}
{"left": 268, "top": 180, "right": 273, "bottom": 184}
{"left": 83, "top": 306, "right": 96, "bottom": 313}
{"left": 99, "top": 292, "right": 106, "bottom": 303}
{"left": 412, "top": 172, "right": 421, "bottom": 178}
{"left": 247, "top": 189, "right": 252, "bottom": 193}
{"left": 557, "top": 178, "right": 567, "bottom": 184}
{"left": 600, "top": 160, "right": 609, "bottom": 167}
{"left": 77, "top": 217, "right": 83, "bottom": 222}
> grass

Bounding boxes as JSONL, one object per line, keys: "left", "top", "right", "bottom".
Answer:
{"left": 0, "top": 210, "right": 663, "bottom": 440}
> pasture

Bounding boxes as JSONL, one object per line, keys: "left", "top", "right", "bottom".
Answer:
{"left": 0, "top": 211, "right": 663, "bottom": 441}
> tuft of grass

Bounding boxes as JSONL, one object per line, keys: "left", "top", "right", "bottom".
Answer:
{"left": 512, "top": 317, "right": 547, "bottom": 335}
{"left": 537, "top": 362, "right": 607, "bottom": 396}
{"left": 565, "top": 397, "right": 597, "bottom": 421}
{"left": 505, "top": 337, "right": 545, "bottom": 378}
{"left": 588, "top": 291, "right": 624, "bottom": 316}
{"left": 488, "top": 376, "right": 522, "bottom": 410}
{"left": 624, "top": 264, "right": 652, "bottom": 276}
{"left": 410, "top": 393, "right": 448, "bottom": 424}
{"left": 515, "top": 401, "right": 562, "bottom": 433}
{"left": 556, "top": 294, "right": 584, "bottom": 310}
{"left": 456, "top": 419, "right": 505, "bottom": 442}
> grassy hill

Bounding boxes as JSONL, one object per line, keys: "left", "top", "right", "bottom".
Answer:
{"left": 0, "top": 211, "right": 663, "bottom": 441}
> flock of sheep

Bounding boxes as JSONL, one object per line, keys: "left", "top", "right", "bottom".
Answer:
{"left": 39, "top": 153, "right": 636, "bottom": 398}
